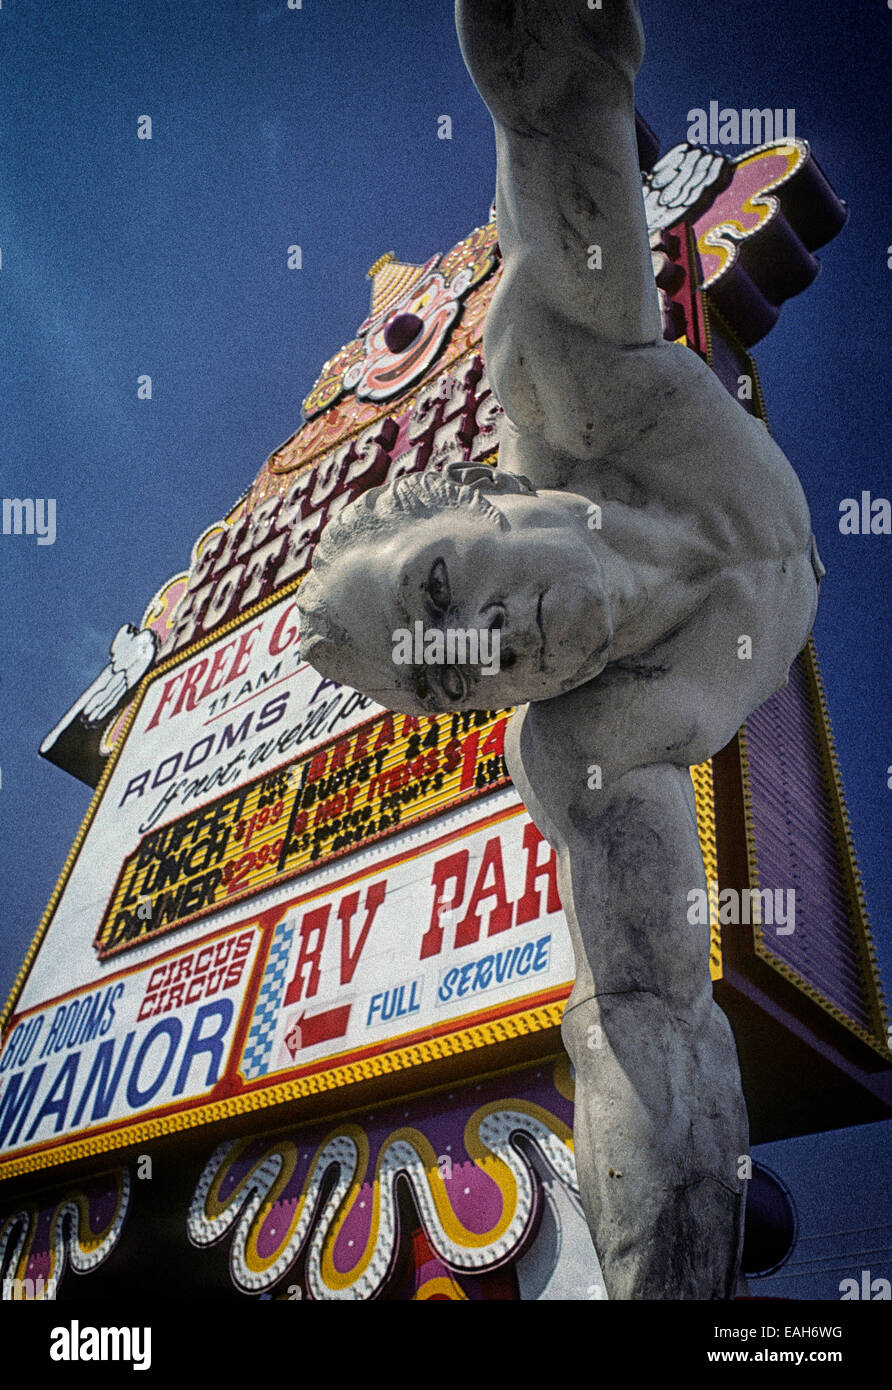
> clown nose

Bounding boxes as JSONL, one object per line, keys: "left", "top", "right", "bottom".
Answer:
{"left": 384, "top": 312, "right": 424, "bottom": 353}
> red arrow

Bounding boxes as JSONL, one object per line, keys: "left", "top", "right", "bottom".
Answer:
{"left": 291, "top": 1002, "right": 352, "bottom": 1050}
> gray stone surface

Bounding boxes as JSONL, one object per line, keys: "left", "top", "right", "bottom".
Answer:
{"left": 298, "top": 0, "right": 821, "bottom": 1299}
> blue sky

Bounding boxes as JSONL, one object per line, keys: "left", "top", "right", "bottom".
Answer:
{"left": 0, "top": 0, "right": 889, "bottom": 1296}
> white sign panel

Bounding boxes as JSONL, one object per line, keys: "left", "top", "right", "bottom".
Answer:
{"left": 237, "top": 799, "right": 574, "bottom": 1083}
{"left": 0, "top": 923, "right": 261, "bottom": 1159}
{"left": 16, "top": 595, "right": 381, "bottom": 1011}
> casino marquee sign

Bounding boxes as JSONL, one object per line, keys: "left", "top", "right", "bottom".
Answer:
{"left": 0, "top": 583, "right": 576, "bottom": 1174}
{"left": 2, "top": 135, "right": 887, "bottom": 1186}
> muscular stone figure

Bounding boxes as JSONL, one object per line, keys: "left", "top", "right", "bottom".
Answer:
{"left": 297, "top": 0, "right": 823, "bottom": 1299}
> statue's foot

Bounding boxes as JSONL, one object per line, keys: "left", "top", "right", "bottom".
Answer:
{"left": 455, "top": 0, "right": 645, "bottom": 130}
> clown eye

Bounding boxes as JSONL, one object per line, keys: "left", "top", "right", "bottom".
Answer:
{"left": 427, "top": 558, "right": 451, "bottom": 614}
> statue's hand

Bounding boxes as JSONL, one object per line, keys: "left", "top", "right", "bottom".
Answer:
{"left": 455, "top": 0, "right": 645, "bottom": 128}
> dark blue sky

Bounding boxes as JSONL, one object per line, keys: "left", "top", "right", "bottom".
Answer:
{"left": 0, "top": 0, "right": 889, "bottom": 1296}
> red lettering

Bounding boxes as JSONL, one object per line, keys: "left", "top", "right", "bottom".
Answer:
{"left": 233, "top": 931, "right": 253, "bottom": 960}
{"left": 146, "top": 673, "right": 185, "bottom": 731}
{"left": 170, "top": 955, "right": 193, "bottom": 984}
{"left": 185, "top": 977, "right": 205, "bottom": 1006}
{"left": 352, "top": 729, "right": 370, "bottom": 763}
{"left": 329, "top": 740, "right": 351, "bottom": 772}
{"left": 459, "top": 730, "right": 479, "bottom": 791}
{"left": 283, "top": 905, "right": 330, "bottom": 1004}
{"left": 480, "top": 718, "right": 507, "bottom": 760}
{"left": 306, "top": 751, "right": 328, "bottom": 783}
{"left": 387, "top": 764, "right": 410, "bottom": 793}
{"left": 171, "top": 659, "right": 211, "bottom": 717}
{"left": 515, "top": 822, "right": 561, "bottom": 925}
{"left": 223, "top": 622, "right": 264, "bottom": 685}
{"left": 314, "top": 793, "right": 344, "bottom": 826}
{"left": 455, "top": 836, "right": 512, "bottom": 946}
{"left": 442, "top": 738, "right": 462, "bottom": 773}
{"left": 268, "top": 602, "right": 300, "bottom": 656}
{"left": 419, "top": 850, "right": 469, "bottom": 960}
{"left": 213, "top": 938, "right": 234, "bottom": 968}
{"left": 374, "top": 715, "right": 395, "bottom": 750}
{"left": 137, "top": 993, "right": 157, "bottom": 1022}
{"left": 198, "top": 640, "right": 237, "bottom": 701}
{"left": 338, "top": 880, "right": 387, "bottom": 985}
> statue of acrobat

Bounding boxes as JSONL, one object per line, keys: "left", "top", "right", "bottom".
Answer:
{"left": 297, "top": 0, "right": 824, "bottom": 1299}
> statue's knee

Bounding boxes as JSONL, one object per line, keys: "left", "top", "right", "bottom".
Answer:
{"left": 562, "top": 994, "right": 632, "bottom": 1074}
{"left": 561, "top": 988, "right": 708, "bottom": 1075}
{"left": 560, "top": 996, "right": 595, "bottom": 1062}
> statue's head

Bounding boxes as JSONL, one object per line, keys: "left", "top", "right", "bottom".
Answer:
{"left": 297, "top": 463, "right": 613, "bottom": 713}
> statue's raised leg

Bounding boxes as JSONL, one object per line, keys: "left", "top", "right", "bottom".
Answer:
{"left": 457, "top": 0, "right": 664, "bottom": 460}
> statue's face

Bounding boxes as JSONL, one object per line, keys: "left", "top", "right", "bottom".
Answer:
{"left": 308, "top": 489, "right": 612, "bottom": 712}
